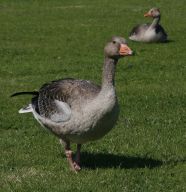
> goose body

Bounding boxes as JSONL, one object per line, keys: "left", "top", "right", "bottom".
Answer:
{"left": 30, "top": 79, "right": 119, "bottom": 144}
{"left": 11, "top": 36, "right": 133, "bottom": 171}
{"left": 129, "top": 8, "right": 167, "bottom": 43}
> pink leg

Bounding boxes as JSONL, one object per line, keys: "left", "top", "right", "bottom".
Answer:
{"left": 73, "top": 144, "right": 81, "bottom": 171}
{"left": 65, "top": 150, "right": 79, "bottom": 172}
{"left": 60, "top": 139, "right": 81, "bottom": 172}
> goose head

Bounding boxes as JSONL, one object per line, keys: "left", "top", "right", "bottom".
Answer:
{"left": 144, "top": 8, "right": 160, "bottom": 18}
{"left": 104, "top": 36, "right": 133, "bottom": 60}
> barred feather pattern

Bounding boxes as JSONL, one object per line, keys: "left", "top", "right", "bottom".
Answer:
{"left": 36, "top": 78, "right": 101, "bottom": 119}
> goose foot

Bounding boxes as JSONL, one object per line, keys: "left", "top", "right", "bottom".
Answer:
{"left": 73, "top": 161, "right": 81, "bottom": 171}
{"left": 65, "top": 150, "right": 81, "bottom": 172}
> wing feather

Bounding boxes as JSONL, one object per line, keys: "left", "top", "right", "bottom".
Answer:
{"left": 34, "top": 78, "right": 100, "bottom": 122}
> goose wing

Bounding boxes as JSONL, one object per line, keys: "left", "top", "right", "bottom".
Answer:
{"left": 36, "top": 78, "right": 101, "bottom": 122}
{"left": 155, "top": 24, "right": 167, "bottom": 38}
{"left": 129, "top": 23, "right": 150, "bottom": 36}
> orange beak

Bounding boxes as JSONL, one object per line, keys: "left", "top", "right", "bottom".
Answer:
{"left": 119, "top": 44, "right": 133, "bottom": 56}
{"left": 144, "top": 12, "right": 152, "bottom": 17}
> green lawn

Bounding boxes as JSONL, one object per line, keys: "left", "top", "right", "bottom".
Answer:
{"left": 1, "top": 0, "right": 186, "bottom": 191}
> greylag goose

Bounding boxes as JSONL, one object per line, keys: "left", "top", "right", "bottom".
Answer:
{"left": 11, "top": 36, "right": 133, "bottom": 171}
{"left": 129, "top": 8, "right": 167, "bottom": 43}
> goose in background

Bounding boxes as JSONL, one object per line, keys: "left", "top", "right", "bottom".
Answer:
{"left": 129, "top": 8, "right": 167, "bottom": 43}
{"left": 11, "top": 36, "right": 133, "bottom": 171}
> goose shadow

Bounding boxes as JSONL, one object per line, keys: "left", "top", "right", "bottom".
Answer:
{"left": 80, "top": 152, "right": 163, "bottom": 169}
{"left": 164, "top": 39, "right": 174, "bottom": 43}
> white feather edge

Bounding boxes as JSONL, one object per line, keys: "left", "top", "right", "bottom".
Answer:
{"left": 19, "top": 100, "right": 71, "bottom": 123}
{"left": 50, "top": 100, "right": 71, "bottom": 122}
{"left": 19, "top": 104, "right": 33, "bottom": 113}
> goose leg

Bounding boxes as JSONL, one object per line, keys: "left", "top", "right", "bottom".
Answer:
{"left": 65, "top": 149, "right": 77, "bottom": 172}
{"left": 59, "top": 139, "right": 80, "bottom": 172}
{"left": 73, "top": 144, "right": 81, "bottom": 171}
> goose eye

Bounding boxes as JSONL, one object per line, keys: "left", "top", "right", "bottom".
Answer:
{"left": 113, "top": 41, "right": 116, "bottom": 44}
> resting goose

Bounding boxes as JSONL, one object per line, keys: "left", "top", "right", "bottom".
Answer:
{"left": 11, "top": 36, "right": 133, "bottom": 171}
{"left": 129, "top": 8, "right": 167, "bottom": 43}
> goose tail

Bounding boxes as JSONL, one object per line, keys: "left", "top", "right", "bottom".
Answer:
{"left": 19, "top": 104, "right": 33, "bottom": 113}
{"left": 10, "top": 91, "right": 38, "bottom": 114}
{"left": 10, "top": 91, "right": 38, "bottom": 97}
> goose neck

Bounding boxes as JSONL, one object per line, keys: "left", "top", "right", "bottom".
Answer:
{"left": 101, "top": 56, "right": 118, "bottom": 89}
{"left": 150, "top": 16, "right": 160, "bottom": 28}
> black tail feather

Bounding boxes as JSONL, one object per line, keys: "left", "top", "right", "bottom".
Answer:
{"left": 10, "top": 91, "right": 39, "bottom": 97}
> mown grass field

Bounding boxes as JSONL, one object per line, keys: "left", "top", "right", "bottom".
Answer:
{"left": 0, "top": 0, "right": 186, "bottom": 191}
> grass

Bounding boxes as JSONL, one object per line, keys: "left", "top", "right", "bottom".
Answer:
{"left": 0, "top": 0, "right": 186, "bottom": 191}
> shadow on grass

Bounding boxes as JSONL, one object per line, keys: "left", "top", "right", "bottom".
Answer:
{"left": 81, "top": 152, "right": 163, "bottom": 169}
{"left": 164, "top": 39, "right": 174, "bottom": 43}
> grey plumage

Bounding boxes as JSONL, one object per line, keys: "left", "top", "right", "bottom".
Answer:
{"left": 37, "top": 79, "right": 101, "bottom": 119}
{"left": 129, "top": 23, "right": 149, "bottom": 37}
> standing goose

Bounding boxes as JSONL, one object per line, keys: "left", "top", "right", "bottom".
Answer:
{"left": 11, "top": 36, "right": 133, "bottom": 171}
{"left": 129, "top": 8, "right": 167, "bottom": 43}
